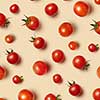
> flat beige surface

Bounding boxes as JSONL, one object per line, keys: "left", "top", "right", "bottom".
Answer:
{"left": 0, "top": 0, "right": 100, "bottom": 100}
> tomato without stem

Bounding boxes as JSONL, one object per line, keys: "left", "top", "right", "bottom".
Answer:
{"left": 5, "top": 34, "right": 15, "bottom": 43}
{"left": 0, "top": 66, "right": 6, "bottom": 80}
{"left": 95, "top": 0, "right": 100, "bottom": 4}
{"left": 10, "top": 4, "right": 19, "bottom": 13}
{"left": 0, "top": 98, "right": 5, "bottom": 100}
{"left": 93, "top": 88, "right": 100, "bottom": 100}
{"left": 53, "top": 74, "right": 62, "bottom": 84}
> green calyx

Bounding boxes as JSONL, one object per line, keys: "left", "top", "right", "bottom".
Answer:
{"left": 6, "top": 49, "right": 13, "bottom": 54}
{"left": 22, "top": 15, "right": 29, "bottom": 24}
{"left": 67, "top": 80, "right": 75, "bottom": 87}
{"left": 20, "top": 76, "right": 24, "bottom": 82}
{"left": 56, "top": 95, "right": 62, "bottom": 100}
{"left": 29, "top": 37, "right": 35, "bottom": 42}
{"left": 90, "top": 20, "right": 98, "bottom": 30}
{"left": 83, "top": 63, "right": 90, "bottom": 70}
{"left": 96, "top": 44, "right": 99, "bottom": 50}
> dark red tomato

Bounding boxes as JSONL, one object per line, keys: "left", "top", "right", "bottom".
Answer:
{"left": 52, "top": 49, "right": 65, "bottom": 63}
{"left": 72, "top": 55, "right": 88, "bottom": 70}
{"left": 58, "top": 22, "right": 73, "bottom": 37}
{"left": 6, "top": 50, "right": 20, "bottom": 64}
{"left": 73, "top": 1, "right": 89, "bottom": 17}
{"left": 33, "top": 61, "right": 48, "bottom": 75}
{"left": 88, "top": 43, "right": 99, "bottom": 52}
{"left": 12, "top": 75, "right": 23, "bottom": 84}
{"left": 22, "top": 16, "right": 39, "bottom": 30}
{"left": 0, "top": 13, "right": 6, "bottom": 27}
{"left": 95, "top": 0, "right": 100, "bottom": 4}
{"left": 93, "top": 88, "right": 100, "bottom": 100}
{"left": 68, "top": 41, "right": 79, "bottom": 50}
{"left": 10, "top": 4, "right": 19, "bottom": 13}
{"left": 45, "top": 3, "right": 58, "bottom": 16}
{"left": 5, "top": 34, "right": 15, "bottom": 43}
{"left": 18, "top": 89, "right": 35, "bottom": 100}
{"left": 53, "top": 74, "right": 62, "bottom": 83}
{"left": 0, "top": 66, "right": 6, "bottom": 80}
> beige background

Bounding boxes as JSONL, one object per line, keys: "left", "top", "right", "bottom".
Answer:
{"left": 0, "top": 0, "right": 100, "bottom": 100}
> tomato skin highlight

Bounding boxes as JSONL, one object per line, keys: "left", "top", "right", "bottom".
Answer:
{"left": 53, "top": 74, "right": 62, "bottom": 83}
{"left": 10, "top": 4, "right": 19, "bottom": 13}
{"left": 0, "top": 66, "right": 6, "bottom": 80}
{"left": 93, "top": 88, "right": 100, "bottom": 100}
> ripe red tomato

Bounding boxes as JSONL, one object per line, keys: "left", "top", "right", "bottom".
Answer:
{"left": 88, "top": 43, "right": 99, "bottom": 52}
{"left": 68, "top": 41, "right": 79, "bottom": 50}
{"left": 95, "top": 0, "right": 100, "bottom": 4}
{"left": 52, "top": 49, "right": 65, "bottom": 63}
{"left": 73, "top": 1, "right": 89, "bottom": 17}
{"left": 12, "top": 75, "right": 23, "bottom": 84}
{"left": 45, "top": 3, "right": 58, "bottom": 16}
{"left": 53, "top": 74, "right": 62, "bottom": 84}
{"left": 5, "top": 34, "right": 15, "bottom": 43}
{"left": 93, "top": 88, "right": 100, "bottom": 100}
{"left": 18, "top": 89, "right": 35, "bottom": 100}
{"left": 68, "top": 81, "right": 82, "bottom": 96}
{"left": 6, "top": 50, "right": 20, "bottom": 64}
{"left": 33, "top": 61, "right": 48, "bottom": 75}
{"left": 72, "top": 55, "right": 89, "bottom": 70}
{"left": 10, "top": 4, "right": 19, "bottom": 13}
{"left": 22, "top": 16, "right": 39, "bottom": 30}
{"left": 0, "top": 66, "right": 6, "bottom": 80}
{"left": 58, "top": 22, "right": 73, "bottom": 37}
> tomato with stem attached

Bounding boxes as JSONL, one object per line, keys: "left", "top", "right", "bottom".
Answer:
{"left": 10, "top": 4, "right": 19, "bottom": 13}
{"left": 93, "top": 88, "right": 100, "bottom": 100}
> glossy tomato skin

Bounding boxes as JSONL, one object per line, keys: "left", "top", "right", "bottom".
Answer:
{"left": 0, "top": 66, "right": 6, "bottom": 80}
{"left": 59, "top": 22, "right": 73, "bottom": 37}
{"left": 45, "top": 3, "right": 58, "bottom": 16}
{"left": 45, "top": 93, "right": 56, "bottom": 100}
{"left": 5, "top": 34, "right": 14, "bottom": 43}
{"left": 52, "top": 49, "right": 65, "bottom": 63}
{"left": 10, "top": 4, "right": 19, "bottom": 13}
{"left": 95, "top": 21, "right": 100, "bottom": 34}
{"left": 0, "top": 13, "right": 6, "bottom": 27}
{"left": 72, "top": 55, "right": 86, "bottom": 69}
{"left": 18, "top": 89, "right": 35, "bottom": 100}
{"left": 93, "top": 88, "right": 100, "bottom": 100}
{"left": 33, "top": 61, "right": 48, "bottom": 75}
{"left": 53, "top": 74, "right": 62, "bottom": 83}
{"left": 74, "top": 1, "right": 89, "bottom": 17}
{"left": 95, "top": 0, "right": 100, "bottom": 4}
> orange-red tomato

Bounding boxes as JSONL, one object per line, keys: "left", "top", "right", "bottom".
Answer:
{"left": 97, "top": 66, "right": 100, "bottom": 78}
{"left": 0, "top": 98, "right": 5, "bottom": 100}
{"left": 5, "top": 34, "right": 14, "bottom": 43}
{"left": 95, "top": 0, "right": 100, "bottom": 4}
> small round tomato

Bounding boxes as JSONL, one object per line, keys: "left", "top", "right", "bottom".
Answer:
{"left": 95, "top": 0, "right": 100, "bottom": 4}
{"left": 72, "top": 55, "right": 89, "bottom": 70}
{"left": 73, "top": 1, "right": 89, "bottom": 17}
{"left": 18, "top": 89, "right": 35, "bottom": 100}
{"left": 52, "top": 49, "right": 65, "bottom": 63}
{"left": 53, "top": 74, "right": 62, "bottom": 84}
{"left": 58, "top": 22, "right": 73, "bottom": 37}
{"left": 45, "top": 93, "right": 61, "bottom": 100}
{"left": 5, "top": 34, "right": 15, "bottom": 43}
{"left": 67, "top": 81, "right": 82, "bottom": 96}
{"left": 6, "top": 49, "right": 20, "bottom": 64}
{"left": 12, "top": 75, "right": 23, "bottom": 84}
{"left": 22, "top": 16, "right": 39, "bottom": 30}
{"left": 93, "top": 88, "right": 100, "bottom": 100}
{"left": 88, "top": 43, "right": 99, "bottom": 52}
{"left": 0, "top": 66, "right": 6, "bottom": 80}
{"left": 45, "top": 3, "right": 58, "bottom": 16}
{"left": 10, "top": 4, "right": 19, "bottom": 13}
{"left": 68, "top": 41, "right": 79, "bottom": 50}
{"left": 33, "top": 61, "right": 48, "bottom": 75}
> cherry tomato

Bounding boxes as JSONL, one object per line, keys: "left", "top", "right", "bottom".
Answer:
{"left": 5, "top": 34, "right": 15, "bottom": 43}
{"left": 33, "top": 61, "right": 48, "bottom": 75}
{"left": 58, "top": 22, "right": 73, "bottom": 37}
{"left": 45, "top": 3, "right": 58, "bottom": 16}
{"left": 72, "top": 55, "right": 89, "bottom": 70}
{"left": 52, "top": 49, "right": 65, "bottom": 63}
{"left": 6, "top": 49, "right": 20, "bottom": 64}
{"left": 53, "top": 74, "right": 62, "bottom": 84}
{"left": 68, "top": 41, "right": 79, "bottom": 50}
{"left": 22, "top": 16, "right": 39, "bottom": 30}
{"left": 73, "top": 1, "right": 89, "bottom": 17}
{"left": 93, "top": 88, "right": 100, "bottom": 100}
{"left": 10, "top": 4, "right": 19, "bottom": 13}
{"left": 0, "top": 98, "right": 5, "bottom": 100}
{"left": 88, "top": 43, "right": 99, "bottom": 52}
{"left": 12, "top": 75, "right": 23, "bottom": 84}
{"left": 95, "top": 0, "right": 100, "bottom": 4}
{"left": 0, "top": 66, "right": 6, "bottom": 80}
{"left": 45, "top": 93, "right": 61, "bottom": 100}
{"left": 18, "top": 89, "right": 35, "bottom": 100}
{"left": 67, "top": 81, "right": 82, "bottom": 96}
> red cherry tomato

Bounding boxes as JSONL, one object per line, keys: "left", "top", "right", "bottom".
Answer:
{"left": 72, "top": 55, "right": 89, "bottom": 70}
{"left": 93, "top": 88, "right": 100, "bottom": 100}
{"left": 0, "top": 66, "right": 6, "bottom": 80}
{"left": 18, "top": 89, "right": 35, "bottom": 100}
{"left": 22, "top": 16, "right": 39, "bottom": 30}
{"left": 73, "top": 1, "right": 89, "bottom": 17}
{"left": 58, "top": 22, "right": 73, "bottom": 37}
{"left": 88, "top": 43, "right": 99, "bottom": 52}
{"left": 45, "top": 3, "right": 58, "bottom": 16}
{"left": 52, "top": 49, "right": 65, "bottom": 63}
{"left": 68, "top": 41, "right": 79, "bottom": 50}
{"left": 6, "top": 49, "right": 20, "bottom": 64}
{"left": 53, "top": 74, "right": 62, "bottom": 84}
{"left": 12, "top": 75, "right": 23, "bottom": 84}
{"left": 95, "top": 0, "right": 100, "bottom": 4}
{"left": 33, "top": 61, "right": 48, "bottom": 75}
{"left": 5, "top": 34, "right": 15, "bottom": 43}
{"left": 10, "top": 4, "right": 19, "bottom": 13}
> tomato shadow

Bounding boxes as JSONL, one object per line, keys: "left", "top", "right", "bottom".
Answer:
{"left": 88, "top": 2, "right": 93, "bottom": 16}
